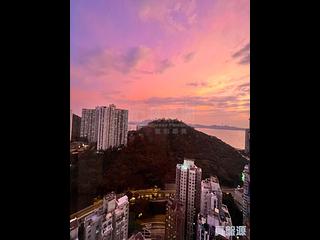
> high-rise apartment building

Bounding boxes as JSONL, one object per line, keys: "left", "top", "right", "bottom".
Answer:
{"left": 242, "top": 163, "right": 250, "bottom": 239}
{"left": 197, "top": 176, "right": 232, "bottom": 240}
{"left": 71, "top": 114, "right": 81, "bottom": 141}
{"left": 114, "top": 108, "right": 128, "bottom": 147}
{"left": 245, "top": 118, "right": 250, "bottom": 154}
{"left": 245, "top": 128, "right": 250, "bottom": 154}
{"left": 70, "top": 109, "right": 73, "bottom": 141}
{"left": 243, "top": 164, "right": 250, "bottom": 225}
{"left": 96, "top": 105, "right": 128, "bottom": 150}
{"left": 165, "top": 197, "right": 185, "bottom": 240}
{"left": 80, "top": 105, "right": 128, "bottom": 149}
{"left": 73, "top": 192, "right": 129, "bottom": 240}
{"left": 80, "top": 109, "right": 97, "bottom": 143}
{"left": 175, "top": 159, "right": 202, "bottom": 240}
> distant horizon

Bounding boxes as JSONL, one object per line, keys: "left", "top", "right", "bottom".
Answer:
{"left": 128, "top": 119, "right": 247, "bottom": 130}
{"left": 71, "top": 109, "right": 248, "bottom": 129}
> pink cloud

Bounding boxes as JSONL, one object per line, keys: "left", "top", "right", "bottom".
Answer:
{"left": 71, "top": 0, "right": 250, "bottom": 127}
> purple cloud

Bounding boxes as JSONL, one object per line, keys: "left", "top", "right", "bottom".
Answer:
{"left": 183, "top": 51, "right": 195, "bottom": 62}
{"left": 154, "top": 59, "right": 174, "bottom": 74}
{"left": 238, "top": 54, "right": 250, "bottom": 65}
{"left": 75, "top": 46, "right": 174, "bottom": 76}
{"left": 139, "top": 95, "right": 244, "bottom": 109}
{"left": 119, "top": 47, "right": 150, "bottom": 73}
{"left": 138, "top": 0, "right": 198, "bottom": 32}
{"left": 232, "top": 42, "right": 250, "bottom": 65}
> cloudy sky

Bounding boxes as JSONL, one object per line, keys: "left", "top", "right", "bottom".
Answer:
{"left": 71, "top": 0, "right": 250, "bottom": 127}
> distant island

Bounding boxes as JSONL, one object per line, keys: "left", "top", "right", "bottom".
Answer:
{"left": 129, "top": 120, "right": 246, "bottom": 131}
{"left": 189, "top": 124, "right": 246, "bottom": 131}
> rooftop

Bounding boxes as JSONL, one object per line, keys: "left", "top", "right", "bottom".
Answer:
{"left": 183, "top": 159, "right": 195, "bottom": 167}
{"left": 117, "top": 195, "right": 128, "bottom": 206}
{"left": 70, "top": 218, "right": 79, "bottom": 230}
{"left": 202, "top": 176, "right": 222, "bottom": 192}
{"left": 177, "top": 158, "right": 201, "bottom": 170}
{"left": 128, "top": 232, "right": 146, "bottom": 240}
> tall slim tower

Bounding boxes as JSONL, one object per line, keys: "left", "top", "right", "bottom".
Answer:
{"left": 70, "top": 109, "right": 73, "bottom": 141}
{"left": 165, "top": 197, "right": 185, "bottom": 240}
{"left": 242, "top": 163, "right": 250, "bottom": 239}
{"left": 245, "top": 118, "right": 250, "bottom": 154}
{"left": 114, "top": 108, "right": 128, "bottom": 147}
{"left": 176, "top": 159, "right": 202, "bottom": 240}
{"left": 80, "top": 109, "right": 97, "bottom": 143}
{"left": 71, "top": 114, "right": 81, "bottom": 141}
{"left": 243, "top": 164, "right": 250, "bottom": 224}
{"left": 96, "top": 105, "right": 129, "bottom": 151}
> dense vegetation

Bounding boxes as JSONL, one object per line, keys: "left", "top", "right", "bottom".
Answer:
{"left": 100, "top": 120, "right": 247, "bottom": 191}
{"left": 71, "top": 119, "right": 248, "bottom": 213}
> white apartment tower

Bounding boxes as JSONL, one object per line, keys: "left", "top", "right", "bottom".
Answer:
{"left": 80, "top": 105, "right": 128, "bottom": 149}
{"left": 96, "top": 105, "right": 128, "bottom": 150}
{"left": 176, "top": 159, "right": 202, "bottom": 240}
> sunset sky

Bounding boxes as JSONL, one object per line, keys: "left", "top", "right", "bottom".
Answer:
{"left": 71, "top": 0, "right": 250, "bottom": 127}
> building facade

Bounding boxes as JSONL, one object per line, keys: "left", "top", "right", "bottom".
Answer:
{"left": 245, "top": 128, "right": 250, "bottom": 154}
{"left": 72, "top": 114, "right": 81, "bottom": 141}
{"left": 70, "top": 192, "right": 129, "bottom": 240}
{"left": 70, "top": 109, "right": 73, "bottom": 141}
{"left": 200, "top": 176, "right": 223, "bottom": 216}
{"left": 96, "top": 105, "right": 128, "bottom": 150}
{"left": 83, "top": 212, "right": 103, "bottom": 240}
{"left": 243, "top": 164, "right": 250, "bottom": 226}
{"left": 165, "top": 198, "right": 185, "bottom": 240}
{"left": 129, "top": 232, "right": 147, "bottom": 240}
{"left": 114, "top": 108, "right": 128, "bottom": 147}
{"left": 197, "top": 176, "right": 232, "bottom": 240}
{"left": 80, "top": 109, "right": 98, "bottom": 143}
{"left": 70, "top": 217, "right": 79, "bottom": 240}
{"left": 175, "top": 159, "right": 202, "bottom": 240}
{"left": 80, "top": 105, "right": 128, "bottom": 149}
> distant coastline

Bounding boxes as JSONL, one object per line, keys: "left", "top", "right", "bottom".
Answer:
{"left": 190, "top": 124, "right": 246, "bottom": 131}
{"left": 128, "top": 120, "right": 246, "bottom": 131}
